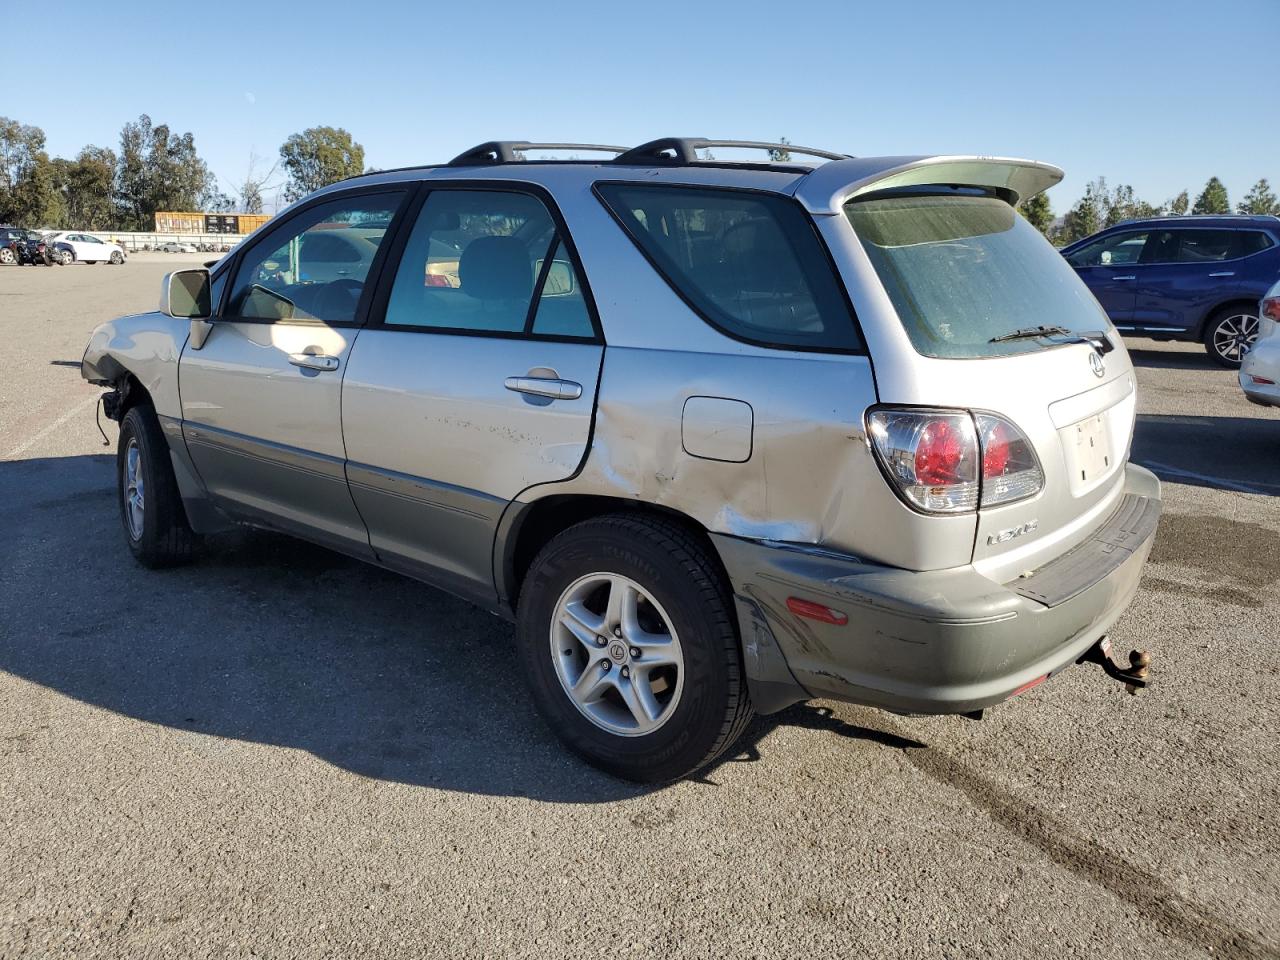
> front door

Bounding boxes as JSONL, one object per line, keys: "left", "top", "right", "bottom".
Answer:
{"left": 341, "top": 186, "right": 604, "bottom": 602}
{"left": 1066, "top": 228, "right": 1149, "bottom": 326}
{"left": 179, "top": 188, "right": 409, "bottom": 556}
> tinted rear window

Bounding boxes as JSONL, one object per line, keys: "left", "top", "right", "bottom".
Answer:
{"left": 845, "top": 194, "right": 1111, "bottom": 359}
{"left": 597, "top": 183, "right": 860, "bottom": 351}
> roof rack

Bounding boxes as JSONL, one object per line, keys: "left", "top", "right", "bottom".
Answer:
{"left": 613, "top": 138, "right": 850, "bottom": 165}
{"left": 448, "top": 141, "right": 629, "bottom": 166}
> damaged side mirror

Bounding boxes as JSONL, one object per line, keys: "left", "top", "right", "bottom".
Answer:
{"left": 160, "top": 268, "right": 215, "bottom": 350}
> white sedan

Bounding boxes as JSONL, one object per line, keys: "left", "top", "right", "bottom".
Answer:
{"left": 47, "top": 232, "right": 125, "bottom": 264}
{"left": 157, "top": 241, "right": 198, "bottom": 253}
{"left": 1241, "top": 279, "right": 1280, "bottom": 408}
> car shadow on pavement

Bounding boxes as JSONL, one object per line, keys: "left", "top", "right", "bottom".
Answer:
{"left": 1132, "top": 413, "right": 1280, "bottom": 496}
{"left": 0, "top": 454, "right": 920, "bottom": 803}
{"left": 1125, "top": 347, "right": 1215, "bottom": 370}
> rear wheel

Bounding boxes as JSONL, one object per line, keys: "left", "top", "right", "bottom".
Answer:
{"left": 516, "top": 514, "right": 753, "bottom": 782}
{"left": 117, "top": 405, "right": 197, "bottom": 567}
{"left": 58, "top": 249, "right": 74, "bottom": 265}
{"left": 1204, "top": 307, "right": 1260, "bottom": 368}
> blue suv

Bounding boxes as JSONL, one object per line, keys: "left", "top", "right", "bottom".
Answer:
{"left": 1060, "top": 215, "right": 1280, "bottom": 367}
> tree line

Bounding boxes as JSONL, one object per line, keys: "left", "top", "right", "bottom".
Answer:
{"left": 1019, "top": 174, "right": 1279, "bottom": 245}
{"left": 0, "top": 115, "right": 366, "bottom": 231}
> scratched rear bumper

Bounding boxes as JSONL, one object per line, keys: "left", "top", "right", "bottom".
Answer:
{"left": 714, "top": 463, "right": 1161, "bottom": 716}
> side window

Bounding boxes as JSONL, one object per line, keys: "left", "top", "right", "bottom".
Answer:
{"left": 85, "top": 235, "right": 103, "bottom": 244}
{"left": 1067, "top": 231, "right": 1149, "bottom": 267}
{"left": 1177, "top": 229, "right": 1238, "bottom": 262}
{"left": 1240, "top": 231, "right": 1275, "bottom": 257}
{"left": 383, "top": 189, "right": 594, "bottom": 338}
{"left": 225, "top": 191, "right": 404, "bottom": 324}
{"left": 596, "top": 183, "right": 859, "bottom": 350}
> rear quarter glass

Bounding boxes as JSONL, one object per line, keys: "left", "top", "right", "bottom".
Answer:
{"left": 845, "top": 194, "right": 1112, "bottom": 358}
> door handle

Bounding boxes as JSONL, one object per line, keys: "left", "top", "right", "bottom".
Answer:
{"left": 1208, "top": 271, "right": 1235, "bottom": 277}
{"left": 504, "top": 376, "right": 582, "bottom": 400}
{"left": 288, "top": 353, "right": 340, "bottom": 372}
{"left": 1111, "top": 275, "right": 1136, "bottom": 281}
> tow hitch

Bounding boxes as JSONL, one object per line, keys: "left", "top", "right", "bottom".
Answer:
{"left": 1079, "top": 635, "right": 1150, "bottom": 694}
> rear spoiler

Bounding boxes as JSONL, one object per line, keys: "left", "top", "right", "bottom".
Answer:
{"left": 791, "top": 155, "right": 1064, "bottom": 214}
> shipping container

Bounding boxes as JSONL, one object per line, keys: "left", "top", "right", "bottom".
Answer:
{"left": 153, "top": 212, "right": 272, "bottom": 234}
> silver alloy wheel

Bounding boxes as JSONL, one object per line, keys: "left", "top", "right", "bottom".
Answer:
{"left": 550, "top": 572, "right": 685, "bottom": 737}
{"left": 124, "top": 437, "right": 145, "bottom": 540}
{"left": 0, "top": 247, "right": 13, "bottom": 264}
{"left": 1212, "top": 313, "right": 1259, "bottom": 363}
{"left": 60, "top": 250, "right": 73, "bottom": 265}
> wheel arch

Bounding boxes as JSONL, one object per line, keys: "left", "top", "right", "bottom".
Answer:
{"left": 495, "top": 494, "right": 729, "bottom": 616}
{"left": 1196, "top": 297, "right": 1261, "bottom": 340}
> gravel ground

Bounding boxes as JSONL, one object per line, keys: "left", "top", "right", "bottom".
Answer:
{"left": 1, "top": 259, "right": 1278, "bottom": 959}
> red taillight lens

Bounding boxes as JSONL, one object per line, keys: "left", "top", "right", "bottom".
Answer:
{"left": 868, "top": 409, "right": 1043, "bottom": 515}
{"left": 1251, "top": 375, "right": 1276, "bottom": 385}
{"left": 914, "top": 418, "right": 968, "bottom": 485}
{"left": 786, "top": 597, "right": 849, "bottom": 626}
{"left": 1262, "top": 297, "right": 1280, "bottom": 323}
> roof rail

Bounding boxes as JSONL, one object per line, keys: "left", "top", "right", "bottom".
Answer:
{"left": 447, "top": 141, "right": 629, "bottom": 166}
{"left": 613, "top": 138, "right": 850, "bottom": 165}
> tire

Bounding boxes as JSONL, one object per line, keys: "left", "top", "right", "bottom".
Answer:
{"left": 1203, "top": 306, "right": 1260, "bottom": 368}
{"left": 516, "top": 513, "right": 753, "bottom": 782}
{"left": 59, "top": 250, "right": 73, "bottom": 265}
{"left": 117, "top": 405, "right": 197, "bottom": 567}
{"left": 0, "top": 247, "right": 13, "bottom": 265}
{"left": 109, "top": 251, "right": 123, "bottom": 264}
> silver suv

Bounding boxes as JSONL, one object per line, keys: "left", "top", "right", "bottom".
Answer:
{"left": 82, "top": 139, "right": 1161, "bottom": 782}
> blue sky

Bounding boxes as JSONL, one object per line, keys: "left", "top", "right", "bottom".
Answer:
{"left": 8, "top": 0, "right": 1278, "bottom": 214}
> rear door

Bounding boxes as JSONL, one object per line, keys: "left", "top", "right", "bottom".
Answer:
{"left": 179, "top": 187, "right": 409, "bottom": 556}
{"left": 1131, "top": 228, "right": 1246, "bottom": 333}
{"left": 1064, "top": 229, "right": 1148, "bottom": 326}
{"left": 341, "top": 185, "right": 603, "bottom": 603}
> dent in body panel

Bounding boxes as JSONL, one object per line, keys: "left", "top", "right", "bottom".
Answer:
{"left": 81, "top": 311, "right": 189, "bottom": 417}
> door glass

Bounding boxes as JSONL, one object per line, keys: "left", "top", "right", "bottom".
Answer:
{"left": 1176, "top": 230, "right": 1238, "bottom": 262}
{"left": 384, "top": 190, "right": 576, "bottom": 335}
{"left": 1066, "top": 231, "right": 1149, "bottom": 266}
{"left": 530, "top": 240, "right": 593, "bottom": 337}
{"left": 225, "top": 192, "right": 404, "bottom": 324}
{"left": 1240, "top": 232, "right": 1274, "bottom": 256}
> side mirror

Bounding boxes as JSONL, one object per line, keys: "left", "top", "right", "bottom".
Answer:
{"left": 161, "top": 268, "right": 212, "bottom": 319}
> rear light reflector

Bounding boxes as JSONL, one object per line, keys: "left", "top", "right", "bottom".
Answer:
{"left": 1251, "top": 375, "right": 1276, "bottom": 385}
{"left": 867, "top": 409, "right": 1043, "bottom": 514}
{"left": 786, "top": 597, "right": 849, "bottom": 626}
{"left": 1011, "top": 673, "right": 1049, "bottom": 697}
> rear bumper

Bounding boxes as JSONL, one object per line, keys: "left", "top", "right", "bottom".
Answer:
{"left": 1240, "top": 368, "right": 1280, "bottom": 408}
{"left": 715, "top": 463, "right": 1162, "bottom": 716}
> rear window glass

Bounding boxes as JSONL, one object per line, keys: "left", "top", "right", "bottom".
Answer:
{"left": 597, "top": 183, "right": 860, "bottom": 351}
{"left": 845, "top": 194, "right": 1111, "bottom": 359}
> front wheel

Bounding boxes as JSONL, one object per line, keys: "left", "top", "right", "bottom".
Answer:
{"left": 0, "top": 247, "right": 15, "bottom": 265}
{"left": 1204, "top": 307, "right": 1260, "bottom": 368}
{"left": 117, "top": 405, "right": 197, "bottom": 567}
{"left": 109, "top": 251, "right": 123, "bottom": 264}
{"left": 516, "top": 514, "right": 753, "bottom": 782}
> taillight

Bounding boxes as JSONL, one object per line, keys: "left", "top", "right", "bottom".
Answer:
{"left": 1261, "top": 297, "right": 1280, "bottom": 338}
{"left": 867, "top": 408, "right": 1043, "bottom": 515}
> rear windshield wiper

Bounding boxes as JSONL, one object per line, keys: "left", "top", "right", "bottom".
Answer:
{"left": 989, "top": 325, "right": 1071, "bottom": 343}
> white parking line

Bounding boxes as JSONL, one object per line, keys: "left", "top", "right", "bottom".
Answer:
{"left": 3, "top": 395, "right": 101, "bottom": 461}
{"left": 1138, "top": 460, "right": 1280, "bottom": 496}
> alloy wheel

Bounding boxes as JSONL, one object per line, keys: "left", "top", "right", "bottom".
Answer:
{"left": 124, "top": 437, "right": 145, "bottom": 540}
{"left": 0, "top": 247, "right": 14, "bottom": 265}
{"left": 549, "top": 572, "right": 685, "bottom": 737}
{"left": 1212, "top": 313, "right": 1259, "bottom": 363}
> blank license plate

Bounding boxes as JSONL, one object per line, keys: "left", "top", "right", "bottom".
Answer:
{"left": 1073, "top": 414, "right": 1111, "bottom": 483}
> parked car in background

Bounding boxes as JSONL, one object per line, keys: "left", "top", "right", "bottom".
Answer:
{"left": 1060, "top": 215, "right": 1280, "bottom": 367}
{"left": 45, "top": 232, "right": 126, "bottom": 265}
{"left": 1241, "top": 280, "right": 1280, "bottom": 407}
{"left": 81, "top": 140, "right": 1162, "bottom": 782}
{"left": 1, "top": 225, "right": 31, "bottom": 264}
{"left": 18, "top": 232, "right": 54, "bottom": 266}
{"left": 157, "top": 241, "right": 198, "bottom": 253}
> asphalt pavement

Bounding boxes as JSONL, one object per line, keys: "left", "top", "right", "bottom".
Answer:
{"left": 1, "top": 258, "right": 1277, "bottom": 959}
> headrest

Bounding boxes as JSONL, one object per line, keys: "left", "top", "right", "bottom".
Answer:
{"left": 458, "top": 236, "right": 532, "bottom": 301}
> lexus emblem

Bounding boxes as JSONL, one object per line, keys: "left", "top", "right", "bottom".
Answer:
{"left": 1089, "top": 351, "right": 1105, "bottom": 378}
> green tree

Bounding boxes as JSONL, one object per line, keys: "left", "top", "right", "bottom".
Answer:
{"left": 60, "top": 146, "right": 117, "bottom": 229}
{"left": 279, "top": 127, "right": 364, "bottom": 200}
{"left": 9, "top": 151, "right": 63, "bottom": 227}
{"left": 0, "top": 117, "right": 48, "bottom": 223}
{"left": 1237, "top": 178, "right": 1279, "bottom": 215}
{"left": 1059, "top": 178, "right": 1107, "bottom": 244}
{"left": 1018, "top": 190, "right": 1054, "bottom": 235}
{"left": 768, "top": 136, "right": 792, "bottom": 162}
{"left": 1192, "top": 176, "right": 1230, "bottom": 215}
{"left": 1168, "top": 190, "right": 1189, "bottom": 215}
{"left": 114, "top": 115, "right": 213, "bottom": 229}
